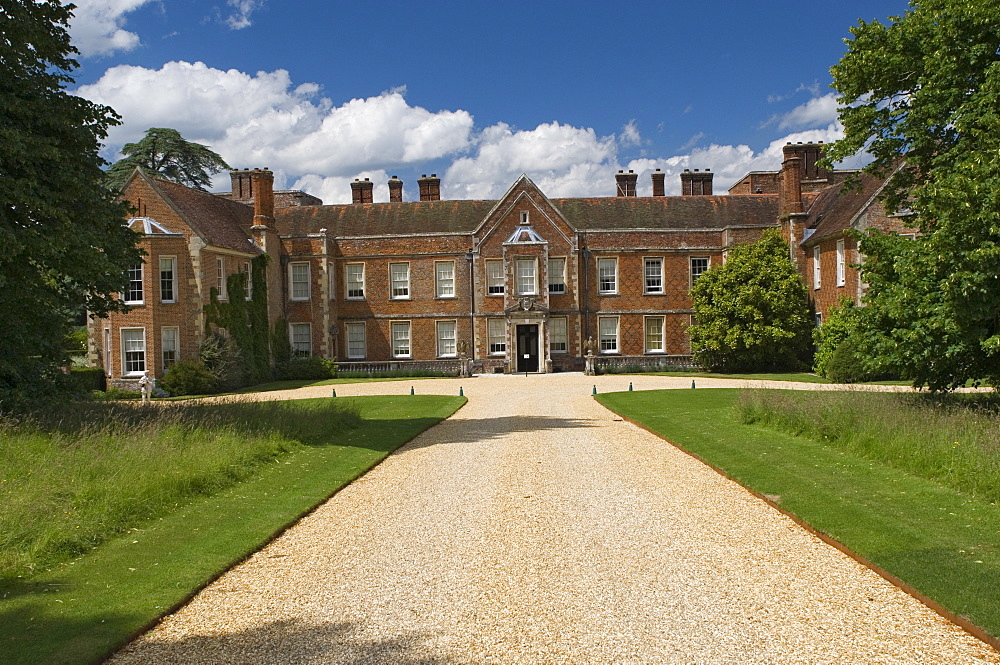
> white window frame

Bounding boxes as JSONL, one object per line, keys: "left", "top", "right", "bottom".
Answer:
{"left": 346, "top": 263, "right": 365, "bottom": 299}
{"left": 391, "top": 321, "right": 411, "bottom": 358}
{"left": 389, "top": 262, "right": 410, "bottom": 300}
{"left": 103, "top": 327, "right": 112, "bottom": 376}
{"left": 159, "top": 256, "right": 176, "bottom": 303}
{"left": 486, "top": 260, "right": 505, "bottom": 295}
{"left": 242, "top": 261, "right": 252, "bottom": 300}
{"left": 598, "top": 316, "right": 619, "bottom": 354}
{"left": 345, "top": 322, "right": 366, "bottom": 359}
{"left": 436, "top": 320, "right": 457, "bottom": 358}
{"left": 644, "top": 316, "right": 665, "bottom": 354}
{"left": 598, "top": 257, "right": 618, "bottom": 294}
{"left": 125, "top": 263, "right": 143, "bottom": 305}
{"left": 644, "top": 257, "right": 664, "bottom": 295}
{"left": 328, "top": 262, "right": 336, "bottom": 300}
{"left": 161, "top": 326, "right": 179, "bottom": 369}
{"left": 550, "top": 316, "right": 568, "bottom": 353}
{"left": 290, "top": 262, "right": 310, "bottom": 301}
{"left": 216, "top": 257, "right": 227, "bottom": 300}
{"left": 548, "top": 257, "right": 566, "bottom": 294}
{"left": 690, "top": 257, "right": 709, "bottom": 287}
{"left": 121, "top": 327, "right": 146, "bottom": 376}
{"left": 520, "top": 210, "right": 529, "bottom": 224}
{"left": 813, "top": 246, "right": 821, "bottom": 290}
{"left": 836, "top": 239, "right": 846, "bottom": 286}
{"left": 435, "top": 261, "right": 456, "bottom": 298}
{"left": 289, "top": 322, "right": 312, "bottom": 357}
{"left": 516, "top": 258, "right": 537, "bottom": 296}
{"left": 487, "top": 318, "right": 506, "bottom": 355}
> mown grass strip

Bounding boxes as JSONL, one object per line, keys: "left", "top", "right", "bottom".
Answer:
{"left": 0, "top": 395, "right": 464, "bottom": 665}
{"left": 596, "top": 388, "right": 1000, "bottom": 643}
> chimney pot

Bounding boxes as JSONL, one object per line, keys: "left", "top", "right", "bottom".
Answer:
{"left": 417, "top": 173, "right": 441, "bottom": 201}
{"left": 651, "top": 168, "right": 666, "bottom": 197}
{"left": 615, "top": 169, "right": 638, "bottom": 197}
{"left": 680, "top": 167, "right": 713, "bottom": 196}
{"left": 388, "top": 175, "right": 404, "bottom": 202}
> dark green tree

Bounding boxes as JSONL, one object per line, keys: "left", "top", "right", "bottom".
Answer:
{"left": 105, "top": 127, "right": 230, "bottom": 192}
{"left": 689, "top": 229, "right": 814, "bottom": 372}
{"left": 824, "top": 0, "right": 1000, "bottom": 391}
{"left": 0, "top": 1, "right": 142, "bottom": 405}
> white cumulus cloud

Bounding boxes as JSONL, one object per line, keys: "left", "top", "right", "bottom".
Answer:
{"left": 224, "top": 0, "right": 265, "bottom": 30}
{"left": 76, "top": 60, "right": 852, "bottom": 203}
{"left": 774, "top": 93, "right": 841, "bottom": 129}
{"left": 76, "top": 61, "right": 474, "bottom": 183}
{"left": 68, "top": 0, "right": 156, "bottom": 58}
{"left": 444, "top": 122, "right": 619, "bottom": 199}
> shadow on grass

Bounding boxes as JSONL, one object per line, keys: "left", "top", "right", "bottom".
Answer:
{"left": 0, "top": 598, "right": 141, "bottom": 665}
{"left": 106, "top": 617, "right": 456, "bottom": 664}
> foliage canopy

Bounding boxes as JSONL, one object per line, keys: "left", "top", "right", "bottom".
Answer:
{"left": 825, "top": 0, "right": 1000, "bottom": 391}
{"left": 105, "top": 127, "right": 230, "bottom": 192}
{"left": 689, "top": 229, "right": 814, "bottom": 372}
{"left": 0, "top": 1, "right": 142, "bottom": 405}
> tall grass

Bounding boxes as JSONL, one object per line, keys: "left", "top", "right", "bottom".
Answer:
{"left": 0, "top": 398, "right": 360, "bottom": 581}
{"left": 736, "top": 389, "right": 1000, "bottom": 502}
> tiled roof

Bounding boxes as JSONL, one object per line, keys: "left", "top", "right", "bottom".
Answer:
{"left": 553, "top": 195, "right": 780, "bottom": 230}
{"left": 275, "top": 195, "right": 781, "bottom": 237}
{"left": 275, "top": 200, "right": 498, "bottom": 237}
{"left": 146, "top": 174, "right": 260, "bottom": 254}
{"left": 802, "top": 173, "right": 885, "bottom": 245}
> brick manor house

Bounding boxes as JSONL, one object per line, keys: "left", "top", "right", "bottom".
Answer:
{"left": 90, "top": 142, "right": 912, "bottom": 387}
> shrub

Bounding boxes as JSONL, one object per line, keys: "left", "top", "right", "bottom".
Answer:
{"left": 160, "top": 360, "right": 218, "bottom": 396}
{"left": 92, "top": 386, "right": 142, "bottom": 401}
{"left": 824, "top": 336, "right": 888, "bottom": 383}
{"left": 66, "top": 367, "right": 106, "bottom": 393}
{"left": 690, "top": 229, "right": 814, "bottom": 372}
{"left": 65, "top": 327, "right": 87, "bottom": 355}
{"left": 275, "top": 356, "right": 337, "bottom": 381}
{"left": 814, "top": 299, "right": 862, "bottom": 377}
{"left": 200, "top": 332, "right": 244, "bottom": 391}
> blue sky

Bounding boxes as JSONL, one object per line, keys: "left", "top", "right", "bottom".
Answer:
{"left": 68, "top": 0, "right": 910, "bottom": 203}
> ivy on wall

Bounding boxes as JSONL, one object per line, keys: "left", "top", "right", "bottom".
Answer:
{"left": 203, "top": 254, "right": 272, "bottom": 384}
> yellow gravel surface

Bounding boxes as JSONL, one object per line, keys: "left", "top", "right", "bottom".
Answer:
{"left": 110, "top": 374, "right": 1000, "bottom": 664}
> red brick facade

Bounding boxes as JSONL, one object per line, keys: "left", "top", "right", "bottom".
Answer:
{"left": 93, "top": 144, "right": 911, "bottom": 384}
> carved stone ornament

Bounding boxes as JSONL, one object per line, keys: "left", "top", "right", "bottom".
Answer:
{"left": 519, "top": 297, "right": 533, "bottom": 311}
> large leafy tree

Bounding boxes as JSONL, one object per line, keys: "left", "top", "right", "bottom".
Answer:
{"left": 689, "top": 230, "right": 814, "bottom": 372}
{"left": 0, "top": 0, "right": 142, "bottom": 403}
{"left": 824, "top": 1, "right": 1000, "bottom": 391}
{"left": 105, "top": 127, "right": 230, "bottom": 192}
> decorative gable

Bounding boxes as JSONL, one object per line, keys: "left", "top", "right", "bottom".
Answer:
{"left": 127, "top": 217, "right": 182, "bottom": 235}
{"left": 504, "top": 223, "right": 547, "bottom": 245}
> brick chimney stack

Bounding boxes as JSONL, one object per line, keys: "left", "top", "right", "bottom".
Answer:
{"left": 780, "top": 145, "right": 804, "bottom": 216}
{"left": 615, "top": 170, "right": 638, "bottom": 197}
{"left": 230, "top": 168, "right": 253, "bottom": 201}
{"left": 651, "top": 169, "right": 665, "bottom": 197}
{"left": 782, "top": 140, "right": 829, "bottom": 183}
{"left": 388, "top": 176, "right": 403, "bottom": 202}
{"left": 680, "top": 169, "right": 713, "bottom": 195}
{"left": 350, "top": 178, "right": 374, "bottom": 204}
{"left": 417, "top": 174, "right": 441, "bottom": 201}
{"left": 249, "top": 168, "right": 274, "bottom": 220}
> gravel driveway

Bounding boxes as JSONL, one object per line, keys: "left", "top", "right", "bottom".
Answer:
{"left": 110, "top": 374, "right": 1000, "bottom": 664}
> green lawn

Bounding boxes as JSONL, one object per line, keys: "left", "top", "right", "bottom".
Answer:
{"left": 236, "top": 376, "right": 423, "bottom": 393}
{"left": 0, "top": 395, "right": 464, "bottom": 665}
{"left": 597, "top": 388, "right": 1000, "bottom": 643}
{"left": 622, "top": 370, "right": 910, "bottom": 385}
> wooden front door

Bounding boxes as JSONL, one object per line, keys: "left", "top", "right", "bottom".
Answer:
{"left": 516, "top": 324, "right": 539, "bottom": 372}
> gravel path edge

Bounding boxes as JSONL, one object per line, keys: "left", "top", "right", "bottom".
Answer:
{"left": 610, "top": 404, "right": 1000, "bottom": 654}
